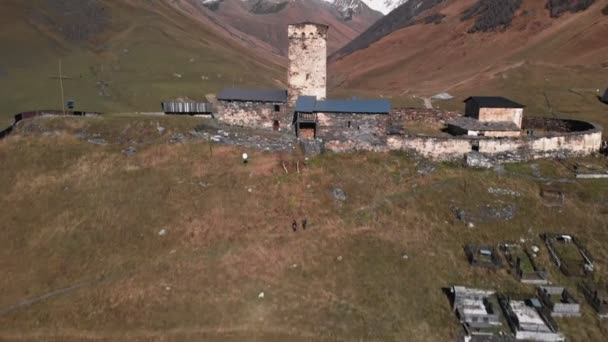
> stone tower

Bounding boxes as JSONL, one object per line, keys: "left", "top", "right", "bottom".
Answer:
{"left": 287, "top": 22, "right": 328, "bottom": 106}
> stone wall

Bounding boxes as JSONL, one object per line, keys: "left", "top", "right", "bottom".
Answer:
{"left": 288, "top": 23, "right": 328, "bottom": 105}
{"left": 528, "top": 131, "right": 602, "bottom": 158}
{"left": 387, "top": 136, "right": 473, "bottom": 160}
{"left": 215, "top": 101, "right": 290, "bottom": 131}
{"left": 357, "top": 117, "right": 602, "bottom": 162}
{"left": 317, "top": 112, "right": 388, "bottom": 152}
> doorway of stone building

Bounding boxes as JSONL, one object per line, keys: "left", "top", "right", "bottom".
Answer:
{"left": 273, "top": 120, "right": 279, "bottom": 131}
{"left": 299, "top": 122, "right": 316, "bottom": 139}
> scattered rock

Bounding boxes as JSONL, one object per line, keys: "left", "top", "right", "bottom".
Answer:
{"left": 87, "top": 137, "right": 107, "bottom": 145}
{"left": 248, "top": 188, "right": 253, "bottom": 193}
{"left": 530, "top": 163, "right": 541, "bottom": 178}
{"left": 336, "top": 256, "right": 343, "bottom": 262}
{"left": 467, "top": 222, "right": 475, "bottom": 229}
{"left": 169, "top": 133, "right": 186, "bottom": 144}
{"left": 401, "top": 254, "right": 409, "bottom": 260}
{"left": 170, "top": 249, "right": 177, "bottom": 254}
{"left": 290, "top": 263, "right": 298, "bottom": 269}
{"left": 192, "top": 124, "right": 296, "bottom": 152}
{"left": 479, "top": 203, "right": 517, "bottom": 221}
{"left": 531, "top": 245, "right": 540, "bottom": 253}
{"left": 416, "top": 161, "right": 436, "bottom": 175}
{"left": 487, "top": 187, "right": 521, "bottom": 197}
{"left": 494, "top": 164, "right": 507, "bottom": 176}
{"left": 454, "top": 208, "right": 467, "bottom": 222}
{"left": 466, "top": 152, "right": 494, "bottom": 169}
{"left": 173, "top": 73, "right": 182, "bottom": 78}
{"left": 258, "top": 291, "right": 265, "bottom": 299}
{"left": 157, "top": 125, "right": 166, "bottom": 134}
{"left": 122, "top": 146, "right": 137, "bottom": 156}
{"left": 158, "top": 229, "right": 167, "bottom": 236}
{"left": 332, "top": 188, "right": 347, "bottom": 202}
{"left": 165, "top": 286, "right": 171, "bottom": 291}
{"left": 431, "top": 92, "right": 454, "bottom": 100}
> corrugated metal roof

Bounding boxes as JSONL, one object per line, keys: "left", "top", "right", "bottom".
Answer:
{"left": 316, "top": 99, "right": 391, "bottom": 114}
{"left": 464, "top": 96, "right": 525, "bottom": 108}
{"left": 162, "top": 102, "right": 212, "bottom": 114}
{"left": 217, "top": 88, "right": 287, "bottom": 103}
{"left": 295, "top": 96, "right": 317, "bottom": 113}
{"left": 294, "top": 96, "right": 391, "bottom": 114}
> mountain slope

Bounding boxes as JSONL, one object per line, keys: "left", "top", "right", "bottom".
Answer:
{"left": 0, "top": 0, "right": 285, "bottom": 120}
{"left": 329, "top": 0, "right": 608, "bottom": 109}
{"left": 201, "top": 0, "right": 383, "bottom": 55}
{"left": 332, "top": 0, "right": 445, "bottom": 58}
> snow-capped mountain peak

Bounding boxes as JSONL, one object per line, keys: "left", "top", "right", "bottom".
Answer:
{"left": 323, "top": 0, "right": 409, "bottom": 15}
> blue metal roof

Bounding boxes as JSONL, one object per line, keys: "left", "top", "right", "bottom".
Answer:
{"left": 294, "top": 96, "right": 391, "bottom": 114}
{"left": 218, "top": 88, "right": 287, "bottom": 103}
{"left": 295, "top": 96, "right": 317, "bottom": 113}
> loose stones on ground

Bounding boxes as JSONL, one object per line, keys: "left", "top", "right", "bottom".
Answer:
{"left": 332, "top": 188, "right": 347, "bottom": 202}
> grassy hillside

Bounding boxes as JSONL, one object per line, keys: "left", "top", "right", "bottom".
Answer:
{"left": 0, "top": 0, "right": 285, "bottom": 124}
{"left": 1, "top": 115, "right": 607, "bottom": 341}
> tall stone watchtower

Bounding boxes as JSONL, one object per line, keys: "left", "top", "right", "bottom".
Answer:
{"left": 287, "top": 22, "right": 328, "bottom": 106}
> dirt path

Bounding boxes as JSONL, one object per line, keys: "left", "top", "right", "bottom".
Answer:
{"left": 422, "top": 97, "right": 433, "bottom": 109}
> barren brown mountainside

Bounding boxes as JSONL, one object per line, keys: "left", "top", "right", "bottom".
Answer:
{"left": 200, "top": 0, "right": 383, "bottom": 54}
{"left": 330, "top": 0, "right": 608, "bottom": 101}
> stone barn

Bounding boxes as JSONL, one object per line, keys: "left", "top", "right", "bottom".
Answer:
{"left": 448, "top": 96, "right": 525, "bottom": 137}
{"left": 464, "top": 96, "right": 525, "bottom": 127}
{"left": 294, "top": 96, "right": 391, "bottom": 150}
{"left": 288, "top": 22, "right": 328, "bottom": 105}
{"left": 215, "top": 88, "right": 289, "bottom": 130}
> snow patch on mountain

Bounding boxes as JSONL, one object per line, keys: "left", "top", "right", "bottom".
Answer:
{"left": 323, "top": 0, "right": 409, "bottom": 15}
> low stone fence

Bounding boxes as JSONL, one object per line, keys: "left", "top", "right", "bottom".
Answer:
{"left": 387, "top": 135, "right": 472, "bottom": 161}
{"left": 0, "top": 110, "right": 101, "bottom": 140}
{"left": 337, "top": 117, "right": 603, "bottom": 162}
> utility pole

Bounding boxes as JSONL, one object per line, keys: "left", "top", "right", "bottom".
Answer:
{"left": 59, "top": 59, "right": 66, "bottom": 115}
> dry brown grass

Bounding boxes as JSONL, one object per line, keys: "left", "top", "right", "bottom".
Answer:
{"left": 0, "top": 116, "right": 607, "bottom": 341}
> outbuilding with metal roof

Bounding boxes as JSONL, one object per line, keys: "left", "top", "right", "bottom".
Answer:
{"left": 294, "top": 95, "right": 391, "bottom": 143}
{"left": 464, "top": 96, "right": 525, "bottom": 129}
{"left": 215, "top": 88, "right": 289, "bottom": 131}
